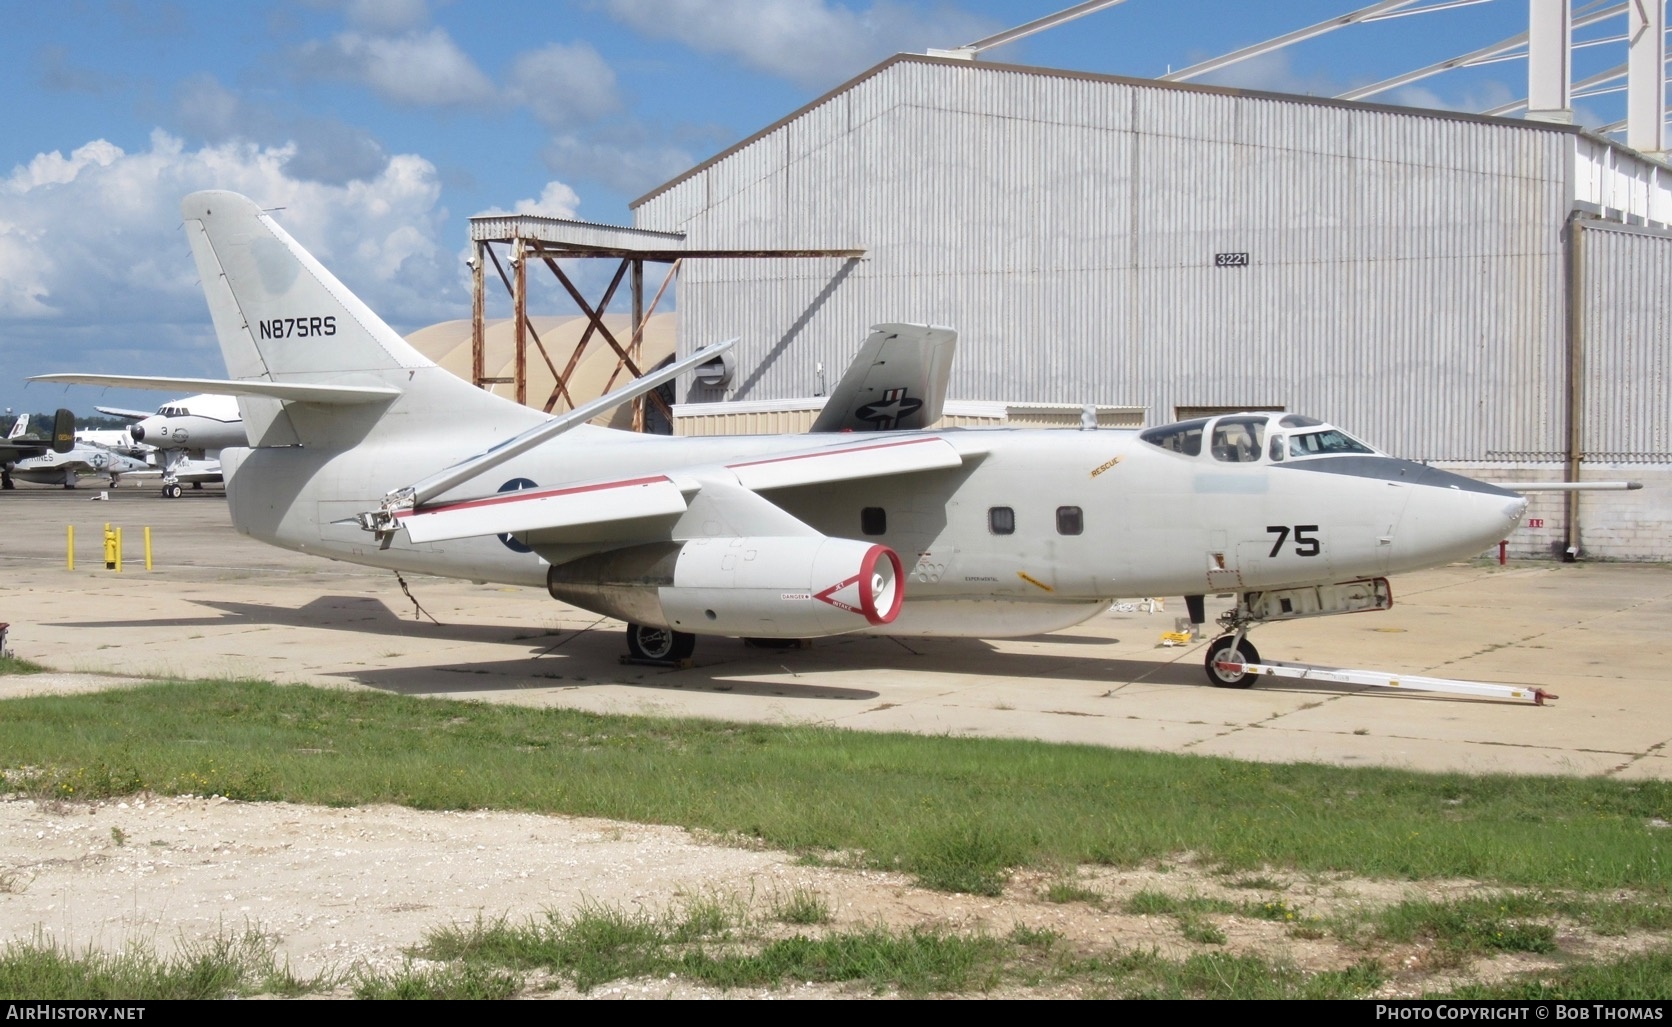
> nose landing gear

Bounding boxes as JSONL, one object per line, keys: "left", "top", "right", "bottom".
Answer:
{"left": 1200, "top": 578, "right": 1393, "bottom": 688}
{"left": 1205, "top": 634, "right": 1260, "bottom": 688}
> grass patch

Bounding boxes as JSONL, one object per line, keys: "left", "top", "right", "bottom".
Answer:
{"left": 1, "top": 679, "right": 1670, "bottom": 896}
{"left": 1061, "top": 949, "right": 1385, "bottom": 999}
{"left": 1225, "top": 874, "right": 1286, "bottom": 891}
{"left": 415, "top": 900, "right": 1396, "bottom": 997}
{"left": 1122, "top": 890, "right": 1238, "bottom": 916}
{"left": 1432, "top": 947, "right": 1672, "bottom": 1000}
{"left": 1372, "top": 894, "right": 1559, "bottom": 958}
{"left": 419, "top": 906, "right": 1005, "bottom": 995}
{"left": 0, "top": 655, "right": 47, "bottom": 675}
{"left": 0, "top": 930, "right": 321, "bottom": 1000}
{"left": 769, "top": 886, "right": 833, "bottom": 925}
{"left": 1042, "top": 879, "right": 1105, "bottom": 906}
{"left": 352, "top": 961, "right": 523, "bottom": 1000}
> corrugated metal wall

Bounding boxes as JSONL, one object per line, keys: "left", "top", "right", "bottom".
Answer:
{"left": 636, "top": 57, "right": 1603, "bottom": 462}
{"left": 1579, "top": 220, "right": 1672, "bottom": 462}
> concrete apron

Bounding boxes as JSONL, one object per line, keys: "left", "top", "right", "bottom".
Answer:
{"left": 1, "top": 486, "right": 1668, "bottom": 779}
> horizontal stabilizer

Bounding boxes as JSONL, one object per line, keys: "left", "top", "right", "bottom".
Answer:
{"left": 398, "top": 475, "right": 690, "bottom": 544}
{"left": 32, "top": 374, "right": 399, "bottom": 405}
{"left": 728, "top": 435, "right": 969, "bottom": 491}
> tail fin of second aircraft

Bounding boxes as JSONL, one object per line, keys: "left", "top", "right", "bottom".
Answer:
{"left": 179, "top": 191, "right": 535, "bottom": 447}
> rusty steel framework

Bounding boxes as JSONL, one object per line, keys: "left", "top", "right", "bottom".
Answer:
{"left": 467, "top": 213, "right": 862, "bottom": 431}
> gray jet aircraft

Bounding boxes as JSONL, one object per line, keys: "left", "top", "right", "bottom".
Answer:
{"left": 38, "top": 192, "right": 1574, "bottom": 686}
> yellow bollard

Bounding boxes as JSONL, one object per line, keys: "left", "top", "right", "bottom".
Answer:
{"left": 103, "top": 523, "right": 116, "bottom": 570}
{"left": 67, "top": 525, "right": 75, "bottom": 571}
{"left": 144, "top": 526, "right": 152, "bottom": 571}
{"left": 115, "top": 527, "right": 123, "bottom": 574}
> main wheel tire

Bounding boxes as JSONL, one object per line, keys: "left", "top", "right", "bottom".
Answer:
{"left": 626, "top": 624, "right": 696, "bottom": 662}
{"left": 163, "top": 483, "right": 183, "bottom": 499}
{"left": 1204, "top": 635, "right": 1261, "bottom": 688}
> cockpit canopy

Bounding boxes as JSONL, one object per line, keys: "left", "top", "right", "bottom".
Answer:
{"left": 1138, "top": 413, "right": 1379, "bottom": 463}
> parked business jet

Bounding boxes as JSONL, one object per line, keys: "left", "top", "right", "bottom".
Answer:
{"left": 37, "top": 192, "right": 1566, "bottom": 686}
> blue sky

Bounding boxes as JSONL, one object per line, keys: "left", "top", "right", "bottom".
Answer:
{"left": 2, "top": 0, "right": 1654, "bottom": 414}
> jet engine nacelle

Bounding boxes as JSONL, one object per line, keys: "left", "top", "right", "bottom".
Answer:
{"left": 546, "top": 535, "right": 904, "bottom": 638}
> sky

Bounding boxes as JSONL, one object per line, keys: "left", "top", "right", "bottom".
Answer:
{"left": 1, "top": 0, "right": 1656, "bottom": 415}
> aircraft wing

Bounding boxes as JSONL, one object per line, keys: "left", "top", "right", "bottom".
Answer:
{"left": 32, "top": 374, "right": 398, "bottom": 405}
{"left": 393, "top": 435, "right": 977, "bottom": 545}
{"left": 808, "top": 324, "right": 957, "bottom": 433}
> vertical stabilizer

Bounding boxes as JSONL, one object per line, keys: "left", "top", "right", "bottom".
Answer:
{"left": 180, "top": 191, "right": 536, "bottom": 448}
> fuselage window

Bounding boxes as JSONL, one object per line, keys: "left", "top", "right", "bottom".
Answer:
{"left": 989, "top": 506, "right": 1015, "bottom": 535}
{"left": 1056, "top": 506, "right": 1083, "bottom": 536}
{"left": 1138, "top": 418, "right": 1209, "bottom": 457}
{"left": 861, "top": 507, "right": 887, "bottom": 535}
{"left": 1210, "top": 416, "right": 1267, "bottom": 463}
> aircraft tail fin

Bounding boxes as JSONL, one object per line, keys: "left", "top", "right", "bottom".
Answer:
{"left": 809, "top": 324, "right": 957, "bottom": 433}
{"left": 4, "top": 410, "right": 73, "bottom": 453}
{"left": 50, "top": 409, "right": 74, "bottom": 453}
{"left": 180, "top": 191, "right": 535, "bottom": 448}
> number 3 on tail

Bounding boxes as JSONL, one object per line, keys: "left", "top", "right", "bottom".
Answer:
{"left": 1267, "top": 525, "right": 1321, "bottom": 558}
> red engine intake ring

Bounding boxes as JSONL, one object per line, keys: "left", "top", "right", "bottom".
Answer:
{"left": 859, "top": 544, "right": 905, "bottom": 626}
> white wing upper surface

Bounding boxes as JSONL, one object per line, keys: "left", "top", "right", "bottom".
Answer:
{"left": 395, "top": 434, "right": 978, "bottom": 545}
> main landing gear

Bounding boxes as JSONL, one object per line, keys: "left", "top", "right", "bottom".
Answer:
{"left": 619, "top": 625, "right": 810, "bottom": 665}
{"left": 624, "top": 623, "right": 695, "bottom": 663}
{"left": 162, "top": 482, "right": 184, "bottom": 499}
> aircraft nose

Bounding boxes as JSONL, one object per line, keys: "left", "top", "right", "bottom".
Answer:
{"left": 1393, "top": 473, "right": 1527, "bottom": 572}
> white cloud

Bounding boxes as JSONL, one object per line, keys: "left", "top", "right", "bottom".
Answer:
{"left": 0, "top": 132, "right": 465, "bottom": 401}
{"left": 602, "top": 0, "right": 998, "bottom": 90}
{"left": 1386, "top": 80, "right": 1519, "bottom": 117}
{"left": 300, "top": 28, "right": 497, "bottom": 108}
{"left": 1188, "top": 50, "right": 1342, "bottom": 97}
{"left": 173, "top": 74, "right": 391, "bottom": 186}
{"left": 507, "top": 42, "right": 624, "bottom": 129}
{"left": 514, "top": 181, "right": 583, "bottom": 219}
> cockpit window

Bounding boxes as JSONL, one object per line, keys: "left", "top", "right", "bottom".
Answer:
{"left": 1288, "top": 429, "right": 1374, "bottom": 457}
{"left": 1139, "top": 418, "right": 1209, "bottom": 457}
{"left": 1210, "top": 416, "right": 1267, "bottom": 463}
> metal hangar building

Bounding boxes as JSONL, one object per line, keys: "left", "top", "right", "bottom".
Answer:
{"left": 625, "top": 50, "right": 1672, "bottom": 562}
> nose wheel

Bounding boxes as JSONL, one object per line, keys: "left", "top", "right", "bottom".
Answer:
{"left": 1205, "top": 635, "right": 1260, "bottom": 688}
